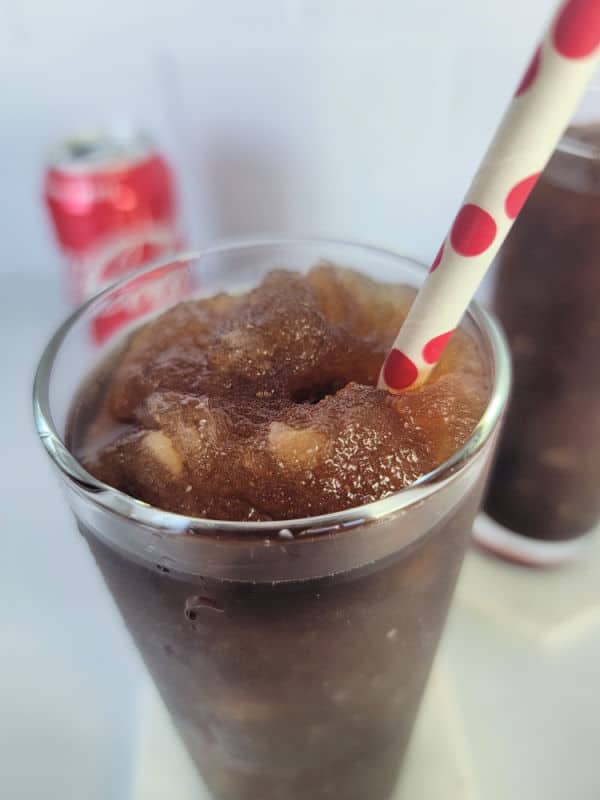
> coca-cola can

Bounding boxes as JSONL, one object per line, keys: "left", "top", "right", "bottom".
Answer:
{"left": 44, "top": 127, "right": 191, "bottom": 344}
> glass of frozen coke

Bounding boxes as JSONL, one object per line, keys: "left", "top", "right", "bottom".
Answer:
{"left": 34, "top": 240, "right": 510, "bottom": 800}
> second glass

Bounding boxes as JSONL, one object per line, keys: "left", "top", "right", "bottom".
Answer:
{"left": 480, "top": 123, "right": 600, "bottom": 565}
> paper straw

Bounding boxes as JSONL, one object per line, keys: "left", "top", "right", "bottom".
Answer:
{"left": 379, "top": 0, "right": 600, "bottom": 393}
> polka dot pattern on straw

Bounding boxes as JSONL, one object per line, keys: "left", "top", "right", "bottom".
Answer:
{"left": 553, "top": 0, "right": 600, "bottom": 59}
{"left": 505, "top": 173, "right": 541, "bottom": 218}
{"left": 422, "top": 331, "right": 454, "bottom": 365}
{"left": 382, "top": 349, "right": 419, "bottom": 391}
{"left": 515, "top": 47, "right": 542, "bottom": 96}
{"left": 450, "top": 204, "right": 498, "bottom": 257}
{"left": 429, "top": 242, "right": 445, "bottom": 273}
{"left": 379, "top": 0, "right": 600, "bottom": 393}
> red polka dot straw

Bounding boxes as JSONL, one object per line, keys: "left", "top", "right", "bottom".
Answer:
{"left": 379, "top": 0, "right": 600, "bottom": 393}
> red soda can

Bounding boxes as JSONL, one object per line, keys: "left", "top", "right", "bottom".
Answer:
{"left": 44, "top": 127, "right": 191, "bottom": 344}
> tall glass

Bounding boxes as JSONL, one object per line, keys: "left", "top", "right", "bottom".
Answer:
{"left": 34, "top": 240, "right": 510, "bottom": 800}
{"left": 479, "top": 106, "right": 600, "bottom": 565}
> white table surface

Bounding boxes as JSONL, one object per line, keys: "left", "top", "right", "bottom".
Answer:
{"left": 2, "top": 274, "right": 599, "bottom": 799}
{"left": 0, "top": 275, "right": 144, "bottom": 800}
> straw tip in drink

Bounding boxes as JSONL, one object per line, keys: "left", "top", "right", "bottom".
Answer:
{"left": 379, "top": 349, "right": 419, "bottom": 393}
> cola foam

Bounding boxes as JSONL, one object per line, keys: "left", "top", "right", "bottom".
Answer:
{"left": 70, "top": 263, "right": 489, "bottom": 521}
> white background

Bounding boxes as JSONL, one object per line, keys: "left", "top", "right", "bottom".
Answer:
{"left": 1, "top": 0, "right": 555, "bottom": 278}
{"left": 8, "top": 2, "right": 598, "bottom": 800}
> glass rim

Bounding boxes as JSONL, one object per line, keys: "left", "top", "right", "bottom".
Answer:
{"left": 33, "top": 235, "right": 511, "bottom": 536}
{"left": 558, "top": 129, "right": 600, "bottom": 160}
